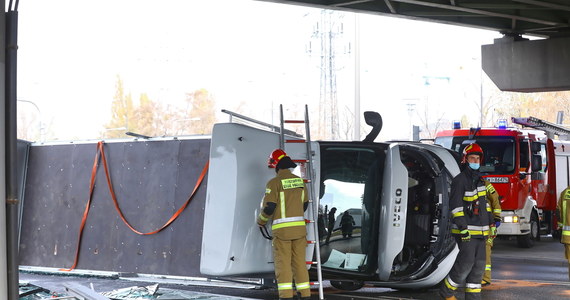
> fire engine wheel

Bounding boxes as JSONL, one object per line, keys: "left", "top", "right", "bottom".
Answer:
{"left": 517, "top": 212, "right": 539, "bottom": 248}
{"left": 330, "top": 280, "right": 364, "bottom": 291}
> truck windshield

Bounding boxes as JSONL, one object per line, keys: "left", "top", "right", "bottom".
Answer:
{"left": 317, "top": 144, "right": 386, "bottom": 274}
{"left": 434, "top": 136, "right": 516, "bottom": 175}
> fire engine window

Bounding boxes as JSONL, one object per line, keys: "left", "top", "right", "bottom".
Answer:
{"left": 540, "top": 144, "right": 547, "bottom": 172}
{"left": 520, "top": 141, "right": 530, "bottom": 170}
{"left": 443, "top": 136, "right": 516, "bottom": 175}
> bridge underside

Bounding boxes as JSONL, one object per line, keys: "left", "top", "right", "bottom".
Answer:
{"left": 260, "top": 0, "right": 570, "bottom": 92}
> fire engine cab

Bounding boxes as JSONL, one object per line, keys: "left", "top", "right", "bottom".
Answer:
{"left": 434, "top": 117, "right": 570, "bottom": 248}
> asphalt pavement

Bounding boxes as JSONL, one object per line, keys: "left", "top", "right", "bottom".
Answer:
{"left": 19, "top": 236, "right": 570, "bottom": 300}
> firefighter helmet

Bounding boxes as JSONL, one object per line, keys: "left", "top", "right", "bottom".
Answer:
{"left": 268, "top": 149, "right": 287, "bottom": 168}
{"left": 462, "top": 143, "right": 484, "bottom": 163}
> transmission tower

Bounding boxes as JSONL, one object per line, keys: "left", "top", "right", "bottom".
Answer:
{"left": 307, "top": 10, "right": 348, "bottom": 140}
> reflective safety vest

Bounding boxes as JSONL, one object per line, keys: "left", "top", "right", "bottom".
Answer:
{"left": 257, "top": 169, "right": 308, "bottom": 240}
{"left": 449, "top": 167, "right": 493, "bottom": 238}
{"left": 559, "top": 187, "right": 570, "bottom": 244}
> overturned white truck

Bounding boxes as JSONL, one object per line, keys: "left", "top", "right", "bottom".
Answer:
{"left": 200, "top": 111, "right": 461, "bottom": 290}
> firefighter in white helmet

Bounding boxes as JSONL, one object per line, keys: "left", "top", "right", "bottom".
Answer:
{"left": 257, "top": 149, "right": 311, "bottom": 300}
{"left": 558, "top": 186, "right": 570, "bottom": 281}
{"left": 439, "top": 143, "right": 496, "bottom": 300}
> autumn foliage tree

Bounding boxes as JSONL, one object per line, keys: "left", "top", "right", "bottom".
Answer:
{"left": 103, "top": 76, "right": 218, "bottom": 138}
{"left": 494, "top": 90, "right": 570, "bottom": 124}
{"left": 184, "top": 88, "right": 217, "bottom": 135}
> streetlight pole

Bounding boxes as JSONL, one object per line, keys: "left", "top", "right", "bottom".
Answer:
{"left": 354, "top": 13, "right": 360, "bottom": 141}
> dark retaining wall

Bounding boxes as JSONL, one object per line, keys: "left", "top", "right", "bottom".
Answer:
{"left": 19, "top": 138, "right": 210, "bottom": 276}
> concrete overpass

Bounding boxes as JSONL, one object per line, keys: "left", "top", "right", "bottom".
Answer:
{"left": 1, "top": 1, "right": 570, "bottom": 299}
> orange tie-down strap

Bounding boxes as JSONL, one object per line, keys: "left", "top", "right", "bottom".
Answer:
{"left": 61, "top": 141, "right": 209, "bottom": 271}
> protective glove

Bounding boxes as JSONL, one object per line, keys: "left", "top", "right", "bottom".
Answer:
{"left": 460, "top": 229, "right": 471, "bottom": 242}
{"left": 494, "top": 220, "right": 501, "bottom": 228}
{"left": 490, "top": 225, "right": 497, "bottom": 239}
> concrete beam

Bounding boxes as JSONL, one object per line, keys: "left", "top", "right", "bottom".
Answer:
{"left": 482, "top": 36, "right": 570, "bottom": 92}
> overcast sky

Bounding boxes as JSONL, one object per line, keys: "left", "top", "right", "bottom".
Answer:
{"left": 16, "top": 0, "right": 501, "bottom": 142}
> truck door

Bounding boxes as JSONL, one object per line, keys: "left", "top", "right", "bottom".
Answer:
{"left": 518, "top": 139, "right": 532, "bottom": 207}
{"left": 543, "top": 139, "right": 557, "bottom": 211}
{"left": 532, "top": 141, "right": 548, "bottom": 208}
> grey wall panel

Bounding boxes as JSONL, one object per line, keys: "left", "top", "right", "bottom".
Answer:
{"left": 19, "top": 139, "right": 210, "bottom": 276}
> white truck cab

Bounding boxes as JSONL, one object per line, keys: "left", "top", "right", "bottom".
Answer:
{"left": 200, "top": 112, "right": 461, "bottom": 290}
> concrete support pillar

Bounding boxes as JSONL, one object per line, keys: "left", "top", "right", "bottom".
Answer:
{"left": 482, "top": 36, "right": 570, "bottom": 92}
{"left": 0, "top": 0, "right": 7, "bottom": 299}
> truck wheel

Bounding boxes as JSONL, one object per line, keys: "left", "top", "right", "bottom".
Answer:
{"left": 517, "top": 212, "right": 539, "bottom": 248}
{"left": 330, "top": 280, "right": 364, "bottom": 291}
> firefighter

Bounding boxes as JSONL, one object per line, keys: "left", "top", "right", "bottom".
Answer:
{"left": 482, "top": 179, "right": 502, "bottom": 286}
{"left": 558, "top": 187, "right": 570, "bottom": 281}
{"left": 257, "top": 149, "right": 311, "bottom": 300}
{"left": 439, "top": 143, "right": 496, "bottom": 300}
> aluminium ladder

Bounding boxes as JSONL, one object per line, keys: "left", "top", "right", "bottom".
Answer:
{"left": 279, "top": 104, "right": 325, "bottom": 300}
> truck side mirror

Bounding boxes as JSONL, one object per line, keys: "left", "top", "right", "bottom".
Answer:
{"left": 531, "top": 142, "right": 541, "bottom": 153}
{"left": 531, "top": 154, "right": 542, "bottom": 172}
{"left": 362, "top": 111, "right": 383, "bottom": 142}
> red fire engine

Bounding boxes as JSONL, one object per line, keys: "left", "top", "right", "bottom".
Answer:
{"left": 434, "top": 116, "right": 570, "bottom": 248}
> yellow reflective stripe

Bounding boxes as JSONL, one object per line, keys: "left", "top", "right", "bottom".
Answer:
{"left": 272, "top": 221, "right": 306, "bottom": 230}
{"left": 463, "top": 191, "right": 485, "bottom": 201}
{"left": 493, "top": 209, "right": 502, "bottom": 213}
{"left": 453, "top": 211, "right": 465, "bottom": 218}
{"left": 444, "top": 278, "right": 458, "bottom": 290}
{"left": 452, "top": 229, "right": 489, "bottom": 236}
{"left": 296, "top": 282, "right": 310, "bottom": 290}
{"left": 278, "top": 283, "right": 293, "bottom": 290}
{"left": 562, "top": 230, "right": 570, "bottom": 236}
{"left": 560, "top": 200, "right": 570, "bottom": 224}
{"left": 486, "top": 184, "right": 496, "bottom": 193}
{"left": 485, "top": 264, "right": 491, "bottom": 271}
{"left": 265, "top": 188, "right": 271, "bottom": 194}
{"left": 281, "top": 178, "right": 304, "bottom": 189}
{"left": 258, "top": 214, "right": 268, "bottom": 221}
{"left": 301, "top": 190, "right": 304, "bottom": 205}
{"left": 466, "top": 288, "right": 481, "bottom": 293}
{"left": 280, "top": 191, "right": 286, "bottom": 219}
{"left": 486, "top": 207, "right": 492, "bottom": 212}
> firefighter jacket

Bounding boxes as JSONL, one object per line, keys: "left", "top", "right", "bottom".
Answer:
{"left": 257, "top": 169, "right": 309, "bottom": 240}
{"left": 450, "top": 166, "right": 494, "bottom": 238}
{"left": 558, "top": 187, "right": 570, "bottom": 244}
{"left": 483, "top": 180, "right": 502, "bottom": 222}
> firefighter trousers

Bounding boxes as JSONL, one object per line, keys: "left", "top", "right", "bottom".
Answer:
{"left": 439, "top": 237, "right": 486, "bottom": 300}
{"left": 273, "top": 236, "right": 311, "bottom": 299}
{"left": 482, "top": 237, "right": 493, "bottom": 283}
{"left": 564, "top": 244, "right": 570, "bottom": 281}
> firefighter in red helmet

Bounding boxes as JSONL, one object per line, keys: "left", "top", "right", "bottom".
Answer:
{"left": 439, "top": 143, "right": 496, "bottom": 300}
{"left": 257, "top": 149, "right": 311, "bottom": 300}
